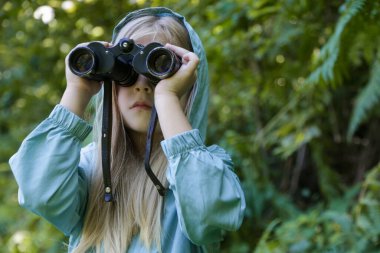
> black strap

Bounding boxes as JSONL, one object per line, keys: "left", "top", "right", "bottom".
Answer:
{"left": 102, "top": 80, "right": 113, "bottom": 202}
{"left": 144, "top": 105, "right": 167, "bottom": 196}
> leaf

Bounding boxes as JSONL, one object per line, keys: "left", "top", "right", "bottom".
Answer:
{"left": 347, "top": 58, "right": 380, "bottom": 139}
{"left": 306, "top": 0, "right": 367, "bottom": 86}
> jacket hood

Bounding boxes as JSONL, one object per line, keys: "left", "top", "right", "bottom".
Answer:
{"left": 111, "top": 7, "right": 209, "bottom": 139}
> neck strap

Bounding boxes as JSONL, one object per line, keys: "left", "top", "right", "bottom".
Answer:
{"left": 101, "top": 80, "right": 113, "bottom": 202}
{"left": 144, "top": 105, "right": 167, "bottom": 196}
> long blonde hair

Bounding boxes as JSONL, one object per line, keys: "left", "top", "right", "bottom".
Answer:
{"left": 73, "top": 15, "right": 192, "bottom": 253}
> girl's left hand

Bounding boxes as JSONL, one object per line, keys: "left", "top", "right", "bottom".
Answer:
{"left": 154, "top": 44, "right": 199, "bottom": 100}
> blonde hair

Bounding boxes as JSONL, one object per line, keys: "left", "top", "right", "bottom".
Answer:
{"left": 73, "top": 15, "right": 191, "bottom": 253}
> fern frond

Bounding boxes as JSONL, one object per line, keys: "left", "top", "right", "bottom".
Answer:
{"left": 306, "top": 0, "right": 366, "bottom": 86}
{"left": 353, "top": 162, "right": 380, "bottom": 238}
{"left": 347, "top": 58, "right": 380, "bottom": 139}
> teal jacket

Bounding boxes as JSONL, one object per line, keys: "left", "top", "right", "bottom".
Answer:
{"left": 9, "top": 7, "right": 246, "bottom": 253}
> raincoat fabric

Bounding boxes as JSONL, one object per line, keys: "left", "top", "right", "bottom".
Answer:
{"left": 9, "top": 7, "right": 245, "bottom": 253}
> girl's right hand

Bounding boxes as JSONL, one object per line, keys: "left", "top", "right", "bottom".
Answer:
{"left": 60, "top": 41, "right": 111, "bottom": 117}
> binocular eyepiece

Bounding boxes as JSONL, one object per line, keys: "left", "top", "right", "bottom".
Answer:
{"left": 68, "top": 38, "right": 181, "bottom": 85}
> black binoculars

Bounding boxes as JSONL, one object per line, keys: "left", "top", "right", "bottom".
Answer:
{"left": 68, "top": 38, "right": 181, "bottom": 85}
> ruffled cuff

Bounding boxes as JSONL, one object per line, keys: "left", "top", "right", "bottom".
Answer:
{"left": 160, "top": 129, "right": 205, "bottom": 157}
{"left": 47, "top": 104, "right": 92, "bottom": 142}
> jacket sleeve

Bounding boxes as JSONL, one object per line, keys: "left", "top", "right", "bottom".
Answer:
{"left": 161, "top": 129, "right": 246, "bottom": 245}
{"left": 9, "top": 104, "right": 93, "bottom": 236}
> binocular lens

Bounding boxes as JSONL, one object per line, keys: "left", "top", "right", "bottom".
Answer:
{"left": 148, "top": 48, "right": 176, "bottom": 76}
{"left": 70, "top": 48, "right": 95, "bottom": 74}
{"left": 153, "top": 54, "right": 171, "bottom": 73}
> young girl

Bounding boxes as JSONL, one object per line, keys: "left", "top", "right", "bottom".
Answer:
{"left": 10, "top": 7, "right": 245, "bottom": 253}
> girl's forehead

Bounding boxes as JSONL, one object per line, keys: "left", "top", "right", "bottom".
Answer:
{"left": 118, "top": 34, "right": 167, "bottom": 46}
{"left": 133, "top": 36, "right": 156, "bottom": 46}
{"left": 114, "top": 19, "right": 172, "bottom": 45}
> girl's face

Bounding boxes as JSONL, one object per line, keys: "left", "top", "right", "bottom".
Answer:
{"left": 116, "top": 36, "right": 190, "bottom": 136}
{"left": 117, "top": 74, "right": 154, "bottom": 134}
{"left": 117, "top": 36, "right": 155, "bottom": 135}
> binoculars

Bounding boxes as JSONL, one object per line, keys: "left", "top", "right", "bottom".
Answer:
{"left": 68, "top": 38, "right": 181, "bottom": 85}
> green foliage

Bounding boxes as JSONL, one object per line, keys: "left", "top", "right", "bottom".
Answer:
{"left": 255, "top": 210, "right": 357, "bottom": 253}
{"left": 254, "top": 163, "right": 380, "bottom": 253}
{"left": 1, "top": 0, "right": 380, "bottom": 252}
{"left": 307, "top": 0, "right": 367, "bottom": 87}
{"left": 348, "top": 58, "right": 380, "bottom": 139}
{"left": 353, "top": 163, "right": 380, "bottom": 250}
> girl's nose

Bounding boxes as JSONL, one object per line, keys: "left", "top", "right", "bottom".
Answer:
{"left": 134, "top": 75, "right": 153, "bottom": 93}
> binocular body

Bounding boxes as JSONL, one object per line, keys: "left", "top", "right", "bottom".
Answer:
{"left": 68, "top": 38, "right": 181, "bottom": 85}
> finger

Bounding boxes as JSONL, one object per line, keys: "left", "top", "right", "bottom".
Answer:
{"left": 181, "top": 52, "right": 199, "bottom": 72}
{"left": 75, "top": 41, "right": 111, "bottom": 49}
{"left": 66, "top": 41, "right": 111, "bottom": 63}
{"left": 165, "top": 43, "right": 191, "bottom": 57}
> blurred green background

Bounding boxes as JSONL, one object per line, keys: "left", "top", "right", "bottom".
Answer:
{"left": 1, "top": 0, "right": 380, "bottom": 252}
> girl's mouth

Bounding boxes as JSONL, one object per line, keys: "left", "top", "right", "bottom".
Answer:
{"left": 130, "top": 101, "right": 152, "bottom": 110}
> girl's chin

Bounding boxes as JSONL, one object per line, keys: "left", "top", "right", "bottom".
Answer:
{"left": 125, "top": 126, "right": 149, "bottom": 134}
